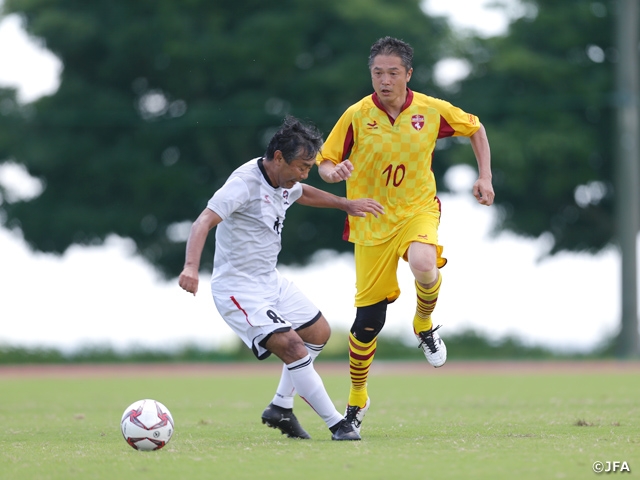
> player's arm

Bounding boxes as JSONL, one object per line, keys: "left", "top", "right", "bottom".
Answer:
{"left": 178, "top": 208, "right": 222, "bottom": 295}
{"left": 317, "top": 105, "right": 358, "bottom": 183}
{"left": 318, "top": 159, "right": 354, "bottom": 183}
{"left": 469, "top": 123, "right": 495, "bottom": 206}
{"left": 297, "top": 184, "right": 384, "bottom": 217}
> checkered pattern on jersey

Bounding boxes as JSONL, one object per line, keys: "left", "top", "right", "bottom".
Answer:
{"left": 321, "top": 92, "right": 480, "bottom": 246}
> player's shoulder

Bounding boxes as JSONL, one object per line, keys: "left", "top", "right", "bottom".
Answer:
{"left": 411, "top": 90, "right": 454, "bottom": 109}
{"left": 219, "top": 158, "right": 261, "bottom": 196}
{"left": 345, "top": 95, "right": 377, "bottom": 116}
{"left": 229, "top": 158, "right": 261, "bottom": 181}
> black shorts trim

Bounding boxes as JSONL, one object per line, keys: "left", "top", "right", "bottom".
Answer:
{"left": 295, "top": 310, "right": 322, "bottom": 332}
{"left": 254, "top": 326, "right": 291, "bottom": 360}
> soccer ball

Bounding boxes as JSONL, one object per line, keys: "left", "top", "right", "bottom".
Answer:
{"left": 120, "top": 399, "right": 174, "bottom": 451}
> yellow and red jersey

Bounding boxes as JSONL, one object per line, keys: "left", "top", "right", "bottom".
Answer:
{"left": 318, "top": 88, "right": 480, "bottom": 245}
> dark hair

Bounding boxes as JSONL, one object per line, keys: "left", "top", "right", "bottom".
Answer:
{"left": 368, "top": 36, "right": 413, "bottom": 71}
{"left": 265, "top": 116, "right": 323, "bottom": 164}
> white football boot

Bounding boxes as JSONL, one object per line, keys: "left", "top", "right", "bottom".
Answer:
{"left": 416, "top": 325, "right": 447, "bottom": 367}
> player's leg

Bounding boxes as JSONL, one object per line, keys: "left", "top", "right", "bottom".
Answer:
{"left": 212, "top": 293, "right": 356, "bottom": 440}
{"left": 263, "top": 316, "right": 330, "bottom": 439}
{"left": 265, "top": 328, "right": 360, "bottom": 440}
{"left": 406, "top": 239, "right": 447, "bottom": 367}
{"left": 254, "top": 278, "right": 358, "bottom": 441}
{"left": 344, "top": 300, "right": 387, "bottom": 433}
{"left": 346, "top": 242, "right": 401, "bottom": 433}
{"left": 408, "top": 240, "right": 439, "bottom": 330}
{"left": 270, "top": 315, "right": 330, "bottom": 409}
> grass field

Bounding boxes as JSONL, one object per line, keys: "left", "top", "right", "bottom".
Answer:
{"left": 1, "top": 361, "right": 639, "bottom": 480}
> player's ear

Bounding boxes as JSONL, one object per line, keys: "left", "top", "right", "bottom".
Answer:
{"left": 273, "top": 150, "right": 284, "bottom": 165}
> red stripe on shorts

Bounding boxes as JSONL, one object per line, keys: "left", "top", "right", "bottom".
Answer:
{"left": 230, "top": 296, "right": 252, "bottom": 326}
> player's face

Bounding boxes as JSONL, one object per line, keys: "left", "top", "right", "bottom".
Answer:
{"left": 277, "top": 156, "right": 315, "bottom": 188}
{"left": 370, "top": 54, "right": 413, "bottom": 105}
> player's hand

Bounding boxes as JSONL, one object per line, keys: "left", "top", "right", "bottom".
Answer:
{"left": 473, "top": 177, "right": 495, "bottom": 206}
{"left": 178, "top": 267, "right": 199, "bottom": 295}
{"left": 326, "top": 160, "right": 354, "bottom": 182}
{"left": 345, "top": 198, "right": 385, "bottom": 218}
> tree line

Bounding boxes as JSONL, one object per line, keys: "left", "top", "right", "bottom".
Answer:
{"left": 0, "top": 0, "right": 625, "bottom": 279}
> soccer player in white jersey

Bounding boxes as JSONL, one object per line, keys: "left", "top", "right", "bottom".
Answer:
{"left": 179, "top": 116, "right": 384, "bottom": 441}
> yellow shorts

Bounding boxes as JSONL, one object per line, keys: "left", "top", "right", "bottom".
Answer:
{"left": 354, "top": 213, "right": 447, "bottom": 307}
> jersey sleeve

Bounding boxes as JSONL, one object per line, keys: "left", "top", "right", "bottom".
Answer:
{"left": 432, "top": 97, "right": 481, "bottom": 138}
{"left": 316, "top": 104, "right": 359, "bottom": 166}
{"left": 206, "top": 176, "right": 250, "bottom": 220}
{"left": 288, "top": 183, "right": 303, "bottom": 204}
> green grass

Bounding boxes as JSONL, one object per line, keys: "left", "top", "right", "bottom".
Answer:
{"left": 1, "top": 366, "right": 639, "bottom": 480}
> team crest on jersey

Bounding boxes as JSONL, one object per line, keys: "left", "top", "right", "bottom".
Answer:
{"left": 282, "top": 190, "right": 289, "bottom": 205}
{"left": 411, "top": 114, "right": 424, "bottom": 131}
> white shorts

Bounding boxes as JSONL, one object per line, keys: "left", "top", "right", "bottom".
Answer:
{"left": 212, "top": 275, "right": 321, "bottom": 360}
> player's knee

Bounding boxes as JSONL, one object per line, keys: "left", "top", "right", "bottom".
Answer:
{"left": 413, "top": 266, "right": 439, "bottom": 286}
{"left": 408, "top": 243, "right": 437, "bottom": 279}
{"left": 267, "top": 330, "right": 308, "bottom": 363}
{"left": 297, "top": 315, "right": 331, "bottom": 345}
{"left": 351, "top": 300, "right": 388, "bottom": 343}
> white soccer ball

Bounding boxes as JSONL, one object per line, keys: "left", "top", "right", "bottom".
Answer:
{"left": 120, "top": 399, "right": 174, "bottom": 451}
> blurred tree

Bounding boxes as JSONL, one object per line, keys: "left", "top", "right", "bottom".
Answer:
{"left": 439, "top": 0, "right": 640, "bottom": 356}
{"left": 0, "top": 0, "right": 449, "bottom": 277}
{"left": 444, "top": 0, "right": 619, "bottom": 255}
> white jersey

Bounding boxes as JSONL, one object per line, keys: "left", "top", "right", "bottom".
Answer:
{"left": 207, "top": 157, "right": 303, "bottom": 296}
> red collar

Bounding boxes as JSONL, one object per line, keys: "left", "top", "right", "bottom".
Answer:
{"left": 371, "top": 88, "right": 413, "bottom": 124}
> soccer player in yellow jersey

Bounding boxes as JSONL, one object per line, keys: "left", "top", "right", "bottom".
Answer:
{"left": 317, "top": 37, "right": 495, "bottom": 435}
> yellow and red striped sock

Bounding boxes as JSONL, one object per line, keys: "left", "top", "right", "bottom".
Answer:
{"left": 413, "top": 272, "right": 442, "bottom": 334}
{"left": 347, "top": 333, "right": 376, "bottom": 408}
